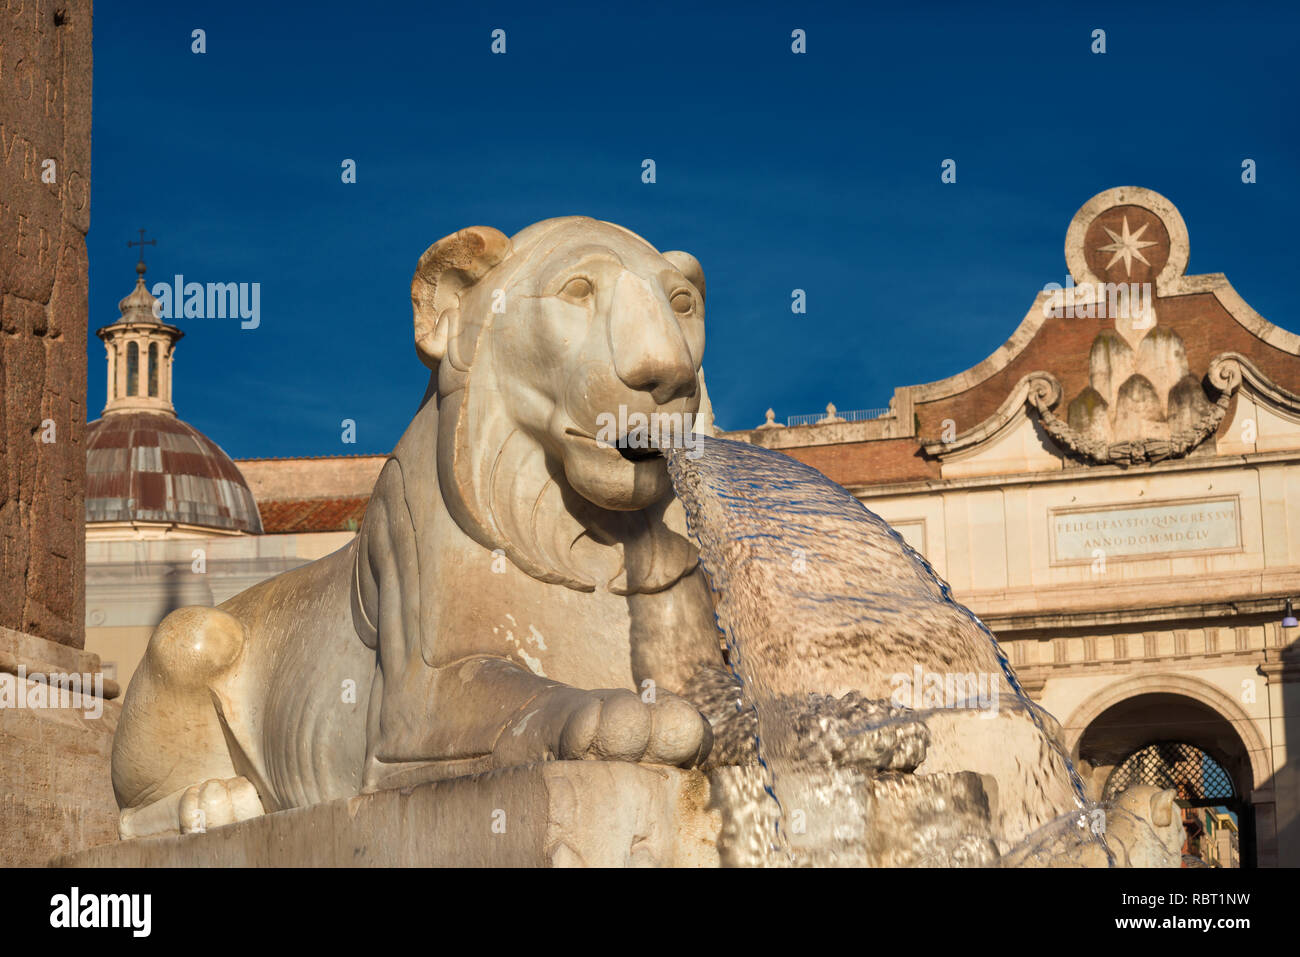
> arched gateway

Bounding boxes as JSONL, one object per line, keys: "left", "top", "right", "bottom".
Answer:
{"left": 1067, "top": 675, "right": 1274, "bottom": 867}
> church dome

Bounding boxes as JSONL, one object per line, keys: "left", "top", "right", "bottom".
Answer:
{"left": 86, "top": 245, "right": 262, "bottom": 534}
{"left": 86, "top": 411, "right": 263, "bottom": 533}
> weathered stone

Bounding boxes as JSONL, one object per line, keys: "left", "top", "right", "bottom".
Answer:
{"left": 708, "top": 765, "right": 999, "bottom": 867}
{"left": 60, "top": 762, "right": 719, "bottom": 867}
{"left": 1, "top": 627, "right": 118, "bottom": 866}
{"left": 1, "top": 0, "right": 92, "bottom": 647}
{"left": 0, "top": 0, "right": 109, "bottom": 869}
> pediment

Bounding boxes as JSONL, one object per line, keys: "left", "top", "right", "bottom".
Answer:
{"left": 916, "top": 187, "right": 1300, "bottom": 470}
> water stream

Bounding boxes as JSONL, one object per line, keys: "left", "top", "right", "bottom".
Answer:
{"left": 666, "top": 433, "right": 1113, "bottom": 865}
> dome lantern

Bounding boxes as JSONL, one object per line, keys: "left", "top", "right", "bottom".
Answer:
{"left": 96, "top": 230, "right": 184, "bottom": 416}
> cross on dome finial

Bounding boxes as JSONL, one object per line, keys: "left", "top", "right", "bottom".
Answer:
{"left": 127, "top": 227, "right": 156, "bottom": 277}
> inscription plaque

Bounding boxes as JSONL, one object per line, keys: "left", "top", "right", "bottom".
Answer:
{"left": 1050, "top": 496, "right": 1242, "bottom": 564}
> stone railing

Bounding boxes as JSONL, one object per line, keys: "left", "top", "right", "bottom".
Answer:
{"left": 785, "top": 405, "right": 890, "bottom": 427}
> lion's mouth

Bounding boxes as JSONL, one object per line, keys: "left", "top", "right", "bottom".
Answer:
{"left": 564, "top": 427, "right": 663, "bottom": 463}
{"left": 617, "top": 445, "right": 661, "bottom": 463}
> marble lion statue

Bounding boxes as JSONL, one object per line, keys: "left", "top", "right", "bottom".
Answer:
{"left": 114, "top": 218, "right": 739, "bottom": 837}
{"left": 111, "top": 218, "right": 1179, "bottom": 868}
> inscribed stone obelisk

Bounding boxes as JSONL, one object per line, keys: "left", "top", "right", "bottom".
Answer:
{"left": 1, "top": 0, "right": 118, "bottom": 867}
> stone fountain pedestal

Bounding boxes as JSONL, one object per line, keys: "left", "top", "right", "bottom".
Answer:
{"left": 58, "top": 762, "right": 721, "bottom": 868}
{"left": 2, "top": 627, "right": 121, "bottom": 867}
{"left": 57, "top": 759, "right": 1011, "bottom": 868}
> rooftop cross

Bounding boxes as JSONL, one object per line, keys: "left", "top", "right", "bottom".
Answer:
{"left": 126, "top": 227, "right": 156, "bottom": 276}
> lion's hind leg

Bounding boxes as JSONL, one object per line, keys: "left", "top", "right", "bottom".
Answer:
{"left": 112, "top": 606, "right": 267, "bottom": 838}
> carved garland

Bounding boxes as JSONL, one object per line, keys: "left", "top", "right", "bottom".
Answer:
{"left": 1025, "top": 356, "right": 1243, "bottom": 467}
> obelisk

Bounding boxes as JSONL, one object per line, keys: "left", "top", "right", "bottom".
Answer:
{"left": 0, "top": 0, "right": 118, "bottom": 866}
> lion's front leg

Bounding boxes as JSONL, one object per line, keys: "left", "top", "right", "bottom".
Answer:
{"left": 489, "top": 673, "right": 714, "bottom": 769}
{"left": 365, "top": 655, "right": 712, "bottom": 787}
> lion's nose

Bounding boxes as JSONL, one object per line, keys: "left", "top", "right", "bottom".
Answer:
{"left": 609, "top": 273, "right": 697, "bottom": 405}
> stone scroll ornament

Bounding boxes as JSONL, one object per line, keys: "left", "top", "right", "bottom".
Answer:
{"left": 1025, "top": 355, "right": 1243, "bottom": 467}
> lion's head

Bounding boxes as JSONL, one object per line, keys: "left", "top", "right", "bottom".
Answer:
{"left": 409, "top": 217, "right": 711, "bottom": 593}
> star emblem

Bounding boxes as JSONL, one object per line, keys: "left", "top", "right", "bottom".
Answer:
{"left": 1097, "top": 216, "right": 1158, "bottom": 277}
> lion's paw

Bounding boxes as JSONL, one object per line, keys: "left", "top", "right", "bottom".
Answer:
{"left": 178, "top": 775, "right": 264, "bottom": 834}
{"left": 500, "top": 687, "right": 712, "bottom": 769}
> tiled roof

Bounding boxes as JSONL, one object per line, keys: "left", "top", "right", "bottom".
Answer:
{"left": 234, "top": 453, "right": 386, "bottom": 463}
{"left": 86, "top": 411, "right": 263, "bottom": 533}
{"left": 257, "top": 496, "right": 369, "bottom": 533}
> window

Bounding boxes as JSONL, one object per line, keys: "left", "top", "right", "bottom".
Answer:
{"left": 148, "top": 342, "right": 159, "bottom": 397}
{"left": 126, "top": 342, "right": 138, "bottom": 397}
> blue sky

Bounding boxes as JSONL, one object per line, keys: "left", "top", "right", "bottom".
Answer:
{"left": 88, "top": 0, "right": 1300, "bottom": 458}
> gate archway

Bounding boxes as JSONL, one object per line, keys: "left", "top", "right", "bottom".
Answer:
{"left": 1068, "top": 677, "right": 1269, "bottom": 867}
{"left": 1102, "top": 740, "right": 1244, "bottom": 866}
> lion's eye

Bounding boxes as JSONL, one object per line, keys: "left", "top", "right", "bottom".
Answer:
{"left": 559, "top": 277, "right": 593, "bottom": 301}
{"left": 670, "top": 290, "right": 694, "bottom": 315}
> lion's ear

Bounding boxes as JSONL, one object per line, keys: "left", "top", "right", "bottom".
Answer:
{"left": 411, "top": 226, "right": 512, "bottom": 369}
{"left": 663, "top": 250, "right": 705, "bottom": 303}
{"left": 1150, "top": 788, "right": 1176, "bottom": 828}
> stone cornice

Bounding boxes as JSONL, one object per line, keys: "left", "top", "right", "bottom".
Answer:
{"left": 907, "top": 290, "right": 1055, "bottom": 405}
{"left": 919, "top": 372, "right": 1050, "bottom": 457}
{"left": 844, "top": 447, "right": 1300, "bottom": 499}
{"left": 1258, "top": 646, "right": 1300, "bottom": 683}
{"left": 972, "top": 586, "right": 1300, "bottom": 636}
{"left": 1015, "top": 648, "right": 1265, "bottom": 687}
